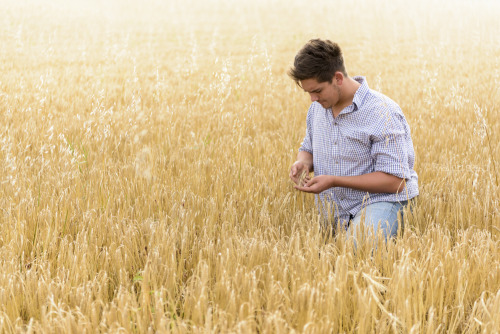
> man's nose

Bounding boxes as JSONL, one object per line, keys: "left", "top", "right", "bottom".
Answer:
{"left": 310, "top": 94, "right": 318, "bottom": 102}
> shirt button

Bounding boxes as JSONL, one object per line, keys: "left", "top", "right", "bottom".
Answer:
{"left": 334, "top": 141, "right": 337, "bottom": 145}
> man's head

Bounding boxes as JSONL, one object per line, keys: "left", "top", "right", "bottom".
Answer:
{"left": 288, "top": 39, "right": 347, "bottom": 85}
{"left": 289, "top": 39, "right": 348, "bottom": 109}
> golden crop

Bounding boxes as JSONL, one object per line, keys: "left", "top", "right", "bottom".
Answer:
{"left": 0, "top": 0, "right": 499, "bottom": 332}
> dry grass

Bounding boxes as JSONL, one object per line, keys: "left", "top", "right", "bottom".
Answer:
{"left": 0, "top": 0, "right": 499, "bottom": 332}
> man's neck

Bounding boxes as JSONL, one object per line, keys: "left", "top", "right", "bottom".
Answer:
{"left": 332, "top": 77, "right": 361, "bottom": 117}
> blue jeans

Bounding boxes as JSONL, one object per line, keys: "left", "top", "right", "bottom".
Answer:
{"left": 347, "top": 201, "right": 408, "bottom": 245}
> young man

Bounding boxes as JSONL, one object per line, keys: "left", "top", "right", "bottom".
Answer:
{"left": 288, "top": 39, "right": 418, "bottom": 242}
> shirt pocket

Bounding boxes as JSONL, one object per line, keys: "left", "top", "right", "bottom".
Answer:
{"left": 340, "top": 130, "right": 372, "bottom": 162}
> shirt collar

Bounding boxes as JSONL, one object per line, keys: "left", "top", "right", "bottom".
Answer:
{"left": 351, "top": 76, "right": 369, "bottom": 111}
{"left": 322, "top": 76, "right": 370, "bottom": 115}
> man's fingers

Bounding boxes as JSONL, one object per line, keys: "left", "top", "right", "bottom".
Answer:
{"left": 294, "top": 184, "right": 306, "bottom": 191}
{"left": 294, "top": 184, "right": 315, "bottom": 193}
{"left": 305, "top": 178, "right": 316, "bottom": 187}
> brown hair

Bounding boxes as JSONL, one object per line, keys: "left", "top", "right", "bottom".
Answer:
{"left": 288, "top": 39, "right": 347, "bottom": 84}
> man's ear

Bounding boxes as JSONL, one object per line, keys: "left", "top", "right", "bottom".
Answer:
{"left": 334, "top": 72, "right": 344, "bottom": 85}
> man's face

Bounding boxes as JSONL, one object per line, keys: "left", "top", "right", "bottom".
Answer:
{"left": 300, "top": 78, "right": 340, "bottom": 110}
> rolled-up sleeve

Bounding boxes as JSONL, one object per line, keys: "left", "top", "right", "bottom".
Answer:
{"left": 299, "top": 109, "right": 313, "bottom": 154}
{"left": 371, "top": 113, "right": 411, "bottom": 180}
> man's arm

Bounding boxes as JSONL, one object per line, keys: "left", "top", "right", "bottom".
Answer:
{"left": 294, "top": 171, "right": 406, "bottom": 194}
{"left": 296, "top": 151, "right": 313, "bottom": 172}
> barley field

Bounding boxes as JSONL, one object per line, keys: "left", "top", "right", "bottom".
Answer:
{"left": 1, "top": 0, "right": 499, "bottom": 332}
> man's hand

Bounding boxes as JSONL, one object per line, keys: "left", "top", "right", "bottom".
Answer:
{"left": 294, "top": 175, "right": 334, "bottom": 194}
{"left": 289, "top": 161, "right": 311, "bottom": 186}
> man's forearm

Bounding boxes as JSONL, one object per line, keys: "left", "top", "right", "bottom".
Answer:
{"left": 297, "top": 151, "right": 313, "bottom": 172}
{"left": 330, "top": 172, "right": 406, "bottom": 194}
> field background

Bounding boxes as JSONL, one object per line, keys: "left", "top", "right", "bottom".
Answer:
{"left": 1, "top": 0, "right": 499, "bottom": 332}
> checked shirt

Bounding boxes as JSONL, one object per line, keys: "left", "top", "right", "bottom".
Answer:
{"left": 299, "top": 76, "right": 419, "bottom": 225}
